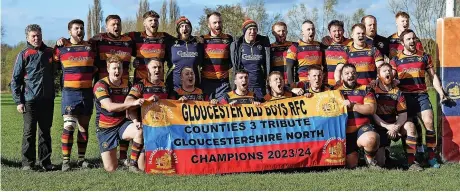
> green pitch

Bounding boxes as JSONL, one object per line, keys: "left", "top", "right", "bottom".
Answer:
{"left": 1, "top": 92, "right": 459, "bottom": 191}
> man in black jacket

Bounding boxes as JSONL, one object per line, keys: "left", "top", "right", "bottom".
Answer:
{"left": 230, "top": 19, "right": 270, "bottom": 99}
{"left": 361, "top": 15, "right": 390, "bottom": 59}
{"left": 10, "top": 24, "right": 56, "bottom": 171}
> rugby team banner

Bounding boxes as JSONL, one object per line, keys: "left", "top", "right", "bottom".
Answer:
{"left": 141, "top": 90, "right": 348, "bottom": 175}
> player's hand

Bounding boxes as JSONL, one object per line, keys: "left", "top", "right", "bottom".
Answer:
{"left": 210, "top": 99, "right": 218, "bottom": 105}
{"left": 304, "top": 93, "right": 313, "bottom": 98}
{"left": 178, "top": 96, "right": 188, "bottom": 102}
{"left": 343, "top": 99, "right": 351, "bottom": 107}
{"left": 387, "top": 129, "right": 398, "bottom": 140}
{"left": 253, "top": 101, "right": 261, "bottom": 106}
{"left": 147, "top": 95, "right": 159, "bottom": 102}
{"left": 16, "top": 104, "right": 25, "bottom": 113}
{"left": 291, "top": 88, "right": 304, "bottom": 96}
{"left": 440, "top": 94, "right": 452, "bottom": 105}
{"left": 56, "top": 37, "right": 66, "bottom": 46}
{"left": 133, "top": 98, "right": 145, "bottom": 106}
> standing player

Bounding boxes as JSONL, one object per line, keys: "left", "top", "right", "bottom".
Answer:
{"left": 263, "top": 71, "right": 293, "bottom": 102}
{"left": 220, "top": 69, "right": 262, "bottom": 105}
{"left": 53, "top": 19, "right": 96, "bottom": 171}
{"left": 335, "top": 24, "right": 384, "bottom": 86}
{"left": 91, "top": 15, "right": 135, "bottom": 82}
{"left": 388, "top": 12, "right": 424, "bottom": 59}
{"left": 230, "top": 19, "right": 271, "bottom": 100}
{"left": 93, "top": 55, "right": 144, "bottom": 172}
{"left": 166, "top": 16, "right": 203, "bottom": 91}
{"left": 57, "top": 15, "right": 135, "bottom": 163}
{"left": 285, "top": 20, "right": 325, "bottom": 84}
{"left": 323, "top": 20, "right": 351, "bottom": 86}
{"left": 390, "top": 29, "right": 449, "bottom": 168}
{"left": 270, "top": 22, "right": 294, "bottom": 83}
{"left": 361, "top": 15, "right": 389, "bottom": 58}
{"left": 169, "top": 67, "right": 205, "bottom": 101}
{"left": 128, "top": 11, "right": 173, "bottom": 82}
{"left": 372, "top": 63, "right": 420, "bottom": 170}
{"left": 334, "top": 64, "right": 379, "bottom": 168}
{"left": 295, "top": 65, "right": 331, "bottom": 97}
{"left": 201, "top": 12, "right": 233, "bottom": 100}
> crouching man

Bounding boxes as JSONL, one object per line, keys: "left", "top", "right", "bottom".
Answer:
{"left": 93, "top": 55, "right": 145, "bottom": 172}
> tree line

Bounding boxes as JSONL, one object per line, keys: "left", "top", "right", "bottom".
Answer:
{"left": 2, "top": 0, "right": 457, "bottom": 92}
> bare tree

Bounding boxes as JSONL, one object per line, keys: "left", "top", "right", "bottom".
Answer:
{"left": 123, "top": 17, "right": 137, "bottom": 34}
{"left": 91, "top": 0, "right": 103, "bottom": 35}
{"left": 136, "top": 0, "right": 150, "bottom": 31}
{"left": 159, "top": 0, "right": 168, "bottom": 32}
{"left": 87, "top": 6, "right": 93, "bottom": 40}
{"left": 244, "top": 0, "right": 270, "bottom": 36}
{"left": 169, "top": 0, "right": 180, "bottom": 33}
{"left": 1, "top": 25, "right": 5, "bottom": 38}
{"left": 285, "top": 3, "right": 319, "bottom": 41}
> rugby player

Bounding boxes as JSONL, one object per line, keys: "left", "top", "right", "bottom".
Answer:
{"left": 323, "top": 20, "right": 351, "bottom": 86}
{"left": 220, "top": 69, "right": 262, "bottom": 105}
{"left": 295, "top": 65, "right": 331, "bottom": 98}
{"left": 263, "top": 71, "right": 293, "bottom": 102}
{"left": 372, "top": 63, "right": 420, "bottom": 170}
{"left": 285, "top": 20, "right": 326, "bottom": 84}
{"left": 169, "top": 66, "right": 206, "bottom": 101}
{"left": 53, "top": 19, "right": 96, "bottom": 171}
{"left": 334, "top": 64, "right": 379, "bottom": 168}
{"left": 93, "top": 55, "right": 144, "bottom": 173}
{"left": 270, "top": 22, "right": 294, "bottom": 83}
{"left": 201, "top": 12, "right": 233, "bottom": 100}
{"left": 388, "top": 12, "right": 424, "bottom": 59}
{"left": 335, "top": 24, "right": 384, "bottom": 86}
{"left": 390, "top": 29, "right": 450, "bottom": 168}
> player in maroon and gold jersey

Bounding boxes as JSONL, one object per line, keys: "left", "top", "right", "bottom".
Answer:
{"left": 128, "top": 11, "right": 173, "bottom": 82}
{"left": 294, "top": 65, "right": 331, "bottom": 98}
{"left": 270, "top": 22, "right": 294, "bottom": 84}
{"left": 263, "top": 71, "right": 293, "bottom": 102}
{"left": 93, "top": 55, "right": 144, "bottom": 173}
{"left": 53, "top": 19, "right": 96, "bottom": 171}
{"left": 390, "top": 29, "right": 450, "bottom": 168}
{"left": 285, "top": 20, "right": 325, "bottom": 84}
{"left": 372, "top": 63, "right": 420, "bottom": 170}
{"left": 335, "top": 24, "right": 384, "bottom": 86}
{"left": 169, "top": 67, "right": 206, "bottom": 101}
{"left": 201, "top": 12, "right": 233, "bottom": 100}
{"left": 323, "top": 20, "right": 352, "bottom": 86}
{"left": 91, "top": 15, "right": 135, "bottom": 81}
{"left": 388, "top": 11, "right": 424, "bottom": 59}
{"left": 334, "top": 64, "right": 379, "bottom": 169}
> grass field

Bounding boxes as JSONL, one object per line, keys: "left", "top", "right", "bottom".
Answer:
{"left": 2, "top": 91, "right": 460, "bottom": 191}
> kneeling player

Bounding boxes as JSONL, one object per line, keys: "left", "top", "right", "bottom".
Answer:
{"left": 125, "top": 58, "right": 168, "bottom": 171}
{"left": 169, "top": 67, "right": 206, "bottom": 101}
{"left": 372, "top": 63, "right": 420, "bottom": 170}
{"left": 219, "top": 69, "right": 262, "bottom": 105}
{"left": 93, "top": 56, "right": 145, "bottom": 172}
{"left": 264, "top": 71, "right": 293, "bottom": 101}
{"left": 294, "top": 65, "right": 331, "bottom": 97}
{"left": 334, "top": 64, "right": 379, "bottom": 168}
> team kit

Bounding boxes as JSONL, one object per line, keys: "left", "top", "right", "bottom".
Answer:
{"left": 10, "top": 10, "right": 452, "bottom": 173}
